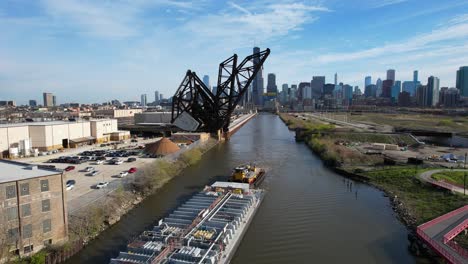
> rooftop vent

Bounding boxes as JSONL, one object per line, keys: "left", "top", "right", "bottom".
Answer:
{"left": 26, "top": 165, "right": 38, "bottom": 170}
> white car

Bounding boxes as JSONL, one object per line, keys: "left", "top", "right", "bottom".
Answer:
{"left": 66, "top": 180, "right": 75, "bottom": 191}
{"left": 96, "top": 160, "right": 104, "bottom": 165}
{"left": 114, "top": 160, "right": 123, "bottom": 165}
{"left": 96, "top": 182, "right": 109, "bottom": 189}
{"left": 119, "top": 171, "right": 128, "bottom": 178}
{"left": 84, "top": 166, "right": 94, "bottom": 172}
{"left": 90, "top": 170, "right": 99, "bottom": 176}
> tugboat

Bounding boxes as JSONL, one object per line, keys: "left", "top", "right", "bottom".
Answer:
{"left": 230, "top": 164, "right": 266, "bottom": 188}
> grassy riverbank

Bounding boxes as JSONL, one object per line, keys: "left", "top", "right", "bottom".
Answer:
{"left": 432, "top": 171, "right": 467, "bottom": 186}
{"left": 279, "top": 113, "right": 468, "bottom": 227}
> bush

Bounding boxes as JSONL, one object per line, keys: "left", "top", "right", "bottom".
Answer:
{"left": 437, "top": 119, "right": 454, "bottom": 126}
{"left": 30, "top": 251, "right": 47, "bottom": 264}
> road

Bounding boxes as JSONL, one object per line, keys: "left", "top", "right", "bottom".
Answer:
{"left": 418, "top": 169, "right": 467, "bottom": 195}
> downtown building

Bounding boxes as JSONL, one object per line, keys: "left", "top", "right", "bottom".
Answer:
{"left": 456, "top": 66, "right": 468, "bottom": 97}
{"left": 252, "top": 47, "right": 265, "bottom": 106}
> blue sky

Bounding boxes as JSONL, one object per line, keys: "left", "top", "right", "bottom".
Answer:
{"left": 1, "top": 0, "right": 468, "bottom": 104}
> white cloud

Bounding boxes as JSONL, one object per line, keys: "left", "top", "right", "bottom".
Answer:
{"left": 369, "top": 0, "right": 407, "bottom": 9}
{"left": 183, "top": 2, "right": 330, "bottom": 48}
{"left": 39, "top": 0, "right": 200, "bottom": 38}
{"left": 315, "top": 22, "right": 468, "bottom": 64}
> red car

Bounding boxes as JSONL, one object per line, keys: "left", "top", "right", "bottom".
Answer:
{"left": 64, "top": 166, "right": 75, "bottom": 172}
{"left": 128, "top": 167, "right": 137, "bottom": 173}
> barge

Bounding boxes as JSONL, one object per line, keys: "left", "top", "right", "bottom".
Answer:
{"left": 110, "top": 181, "right": 264, "bottom": 264}
{"left": 230, "top": 164, "right": 266, "bottom": 188}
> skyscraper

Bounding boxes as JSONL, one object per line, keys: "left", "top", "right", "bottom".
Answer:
{"left": 155, "top": 91, "right": 160, "bottom": 104}
{"left": 456, "top": 66, "right": 468, "bottom": 96}
{"left": 334, "top": 73, "right": 338, "bottom": 86}
{"left": 311, "top": 76, "right": 325, "bottom": 99}
{"left": 427, "top": 76, "right": 440, "bottom": 107}
{"left": 413, "top": 70, "right": 418, "bottom": 83}
{"left": 376, "top": 78, "right": 383, "bottom": 97}
{"left": 365, "top": 76, "right": 372, "bottom": 89}
{"left": 387, "top": 69, "right": 396, "bottom": 82}
{"left": 382, "top": 80, "right": 394, "bottom": 98}
{"left": 160, "top": 94, "right": 163, "bottom": 101}
{"left": 391, "top": 80, "right": 401, "bottom": 101}
{"left": 43, "top": 92, "right": 53, "bottom": 107}
{"left": 52, "top": 95, "right": 56, "bottom": 106}
{"left": 29, "top": 100, "right": 37, "bottom": 107}
{"left": 266, "top": 73, "right": 278, "bottom": 94}
{"left": 141, "top": 94, "right": 147, "bottom": 107}
{"left": 252, "top": 47, "right": 264, "bottom": 106}
{"left": 402, "top": 81, "right": 416, "bottom": 96}
{"left": 203, "top": 75, "right": 210, "bottom": 89}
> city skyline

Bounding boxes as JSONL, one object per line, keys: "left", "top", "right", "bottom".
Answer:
{"left": 1, "top": 0, "right": 468, "bottom": 104}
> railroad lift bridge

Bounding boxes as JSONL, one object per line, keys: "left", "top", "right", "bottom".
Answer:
{"left": 171, "top": 48, "right": 270, "bottom": 139}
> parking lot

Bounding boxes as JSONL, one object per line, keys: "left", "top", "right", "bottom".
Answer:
{"left": 22, "top": 137, "right": 163, "bottom": 214}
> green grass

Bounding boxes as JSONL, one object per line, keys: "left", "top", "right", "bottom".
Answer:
{"left": 326, "top": 133, "right": 416, "bottom": 145}
{"left": 349, "top": 113, "right": 468, "bottom": 133}
{"left": 432, "top": 171, "right": 467, "bottom": 186}
{"left": 363, "top": 166, "right": 468, "bottom": 224}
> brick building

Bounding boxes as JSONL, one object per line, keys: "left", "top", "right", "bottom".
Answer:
{"left": 0, "top": 160, "right": 68, "bottom": 260}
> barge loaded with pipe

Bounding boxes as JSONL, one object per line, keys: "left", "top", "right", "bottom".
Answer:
{"left": 109, "top": 180, "right": 265, "bottom": 264}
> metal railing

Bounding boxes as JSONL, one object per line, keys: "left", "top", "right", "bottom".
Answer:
{"left": 418, "top": 205, "right": 468, "bottom": 230}
{"left": 444, "top": 219, "right": 468, "bottom": 243}
{"left": 416, "top": 228, "right": 462, "bottom": 264}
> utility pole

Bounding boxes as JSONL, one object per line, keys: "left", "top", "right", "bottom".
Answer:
{"left": 465, "top": 153, "right": 467, "bottom": 195}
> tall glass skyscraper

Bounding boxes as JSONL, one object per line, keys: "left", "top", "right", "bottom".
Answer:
{"left": 456, "top": 66, "right": 468, "bottom": 97}
{"left": 252, "top": 47, "right": 264, "bottom": 106}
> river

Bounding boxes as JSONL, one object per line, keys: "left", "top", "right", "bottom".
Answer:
{"left": 66, "top": 113, "right": 416, "bottom": 264}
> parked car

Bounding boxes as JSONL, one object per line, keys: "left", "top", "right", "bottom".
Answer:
{"left": 119, "top": 171, "right": 129, "bottom": 178}
{"left": 96, "top": 160, "right": 104, "bottom": 165}
{"left": 84, "top": 166, "right": 94, "bottom": 172}
{"left": 114, "top": 160, "right": 123, "bottom": 165}
{"left": 127, "top": 157, "right": 137, "bottom": 162}
{"left": 66, "top": 180, "right": 76, "bottom": 190}
{"left": 128, "top": 167, "right": 137, "bottom": 173}
{"left": 64, "top": 166, "right": 75, "bottom": 172}
{"left": 89, "top": 170, "right": 99, "bottom": 176}
{"left": 96, "top": 182, "right": 109, "bottom": 189}
{"left": 131, "top": 139, "right": 138, "bottom": 143}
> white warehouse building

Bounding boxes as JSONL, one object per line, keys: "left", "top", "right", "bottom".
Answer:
{"left": 0, "top": 119, "right": 129, "bottom": 158}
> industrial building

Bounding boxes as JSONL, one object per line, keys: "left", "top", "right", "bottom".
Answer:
{"left": 0, "top": 160, "right": 68, "bottom": 260}
{"left": 134, "top": 112, "right": 172, "bottom": 124}
{"left": 90, "top": 119, "right": 130, "bottom": 143}
{"left": 94, "top": 109, "right": 142, "bottom": 118}
{"left": 0, "top": 119, "right": 127, "bottom": 158}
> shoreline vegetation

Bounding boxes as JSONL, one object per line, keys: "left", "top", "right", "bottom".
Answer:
{"left": 279, "top": 113, "right": 468, "bottom": 258}
{"left": 14, "top": 138, "right": 218, "bottom": 264}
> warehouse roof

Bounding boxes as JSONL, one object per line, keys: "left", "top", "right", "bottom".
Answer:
{"left": 0, "top": 160, "right": 61, "bottom": 184}
{"left": 0, "top": 120, "right": 89, "bottom": 128}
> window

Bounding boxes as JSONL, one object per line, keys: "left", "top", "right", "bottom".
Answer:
{"left": 20, "top": 183, "right": 29, "bottom": 196}
{"left": 22, "top": 224, "right": 32, "bottom": 239}
{"left": 43, "top": 219, "right": 51, "bottom": 233}
{"left": 23, "top": 245, "right": 33, "bottom": 254}
{"left": 7, "top": 207, "right": 18, "bottom": 221}
{"left": 42, "top": 199, "right": 50, "bottom": 212}
{"left": 43, "top": 239, "right": 52, "bottom": 246}
{"left": 21, "top": 204, "right": 31, "bottom": 217}
{"left": 7, "top": 228, "right": 19, "bottom": 243}
{"left": 6, "top": 185, "right": 16, "bottom": 199}
{"left": 40, "top": 179, "right": 49, "bottom": 192}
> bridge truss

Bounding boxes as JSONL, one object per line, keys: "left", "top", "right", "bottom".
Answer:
{"left": 171, "top": 48, "right": 270, "bottom": 134}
